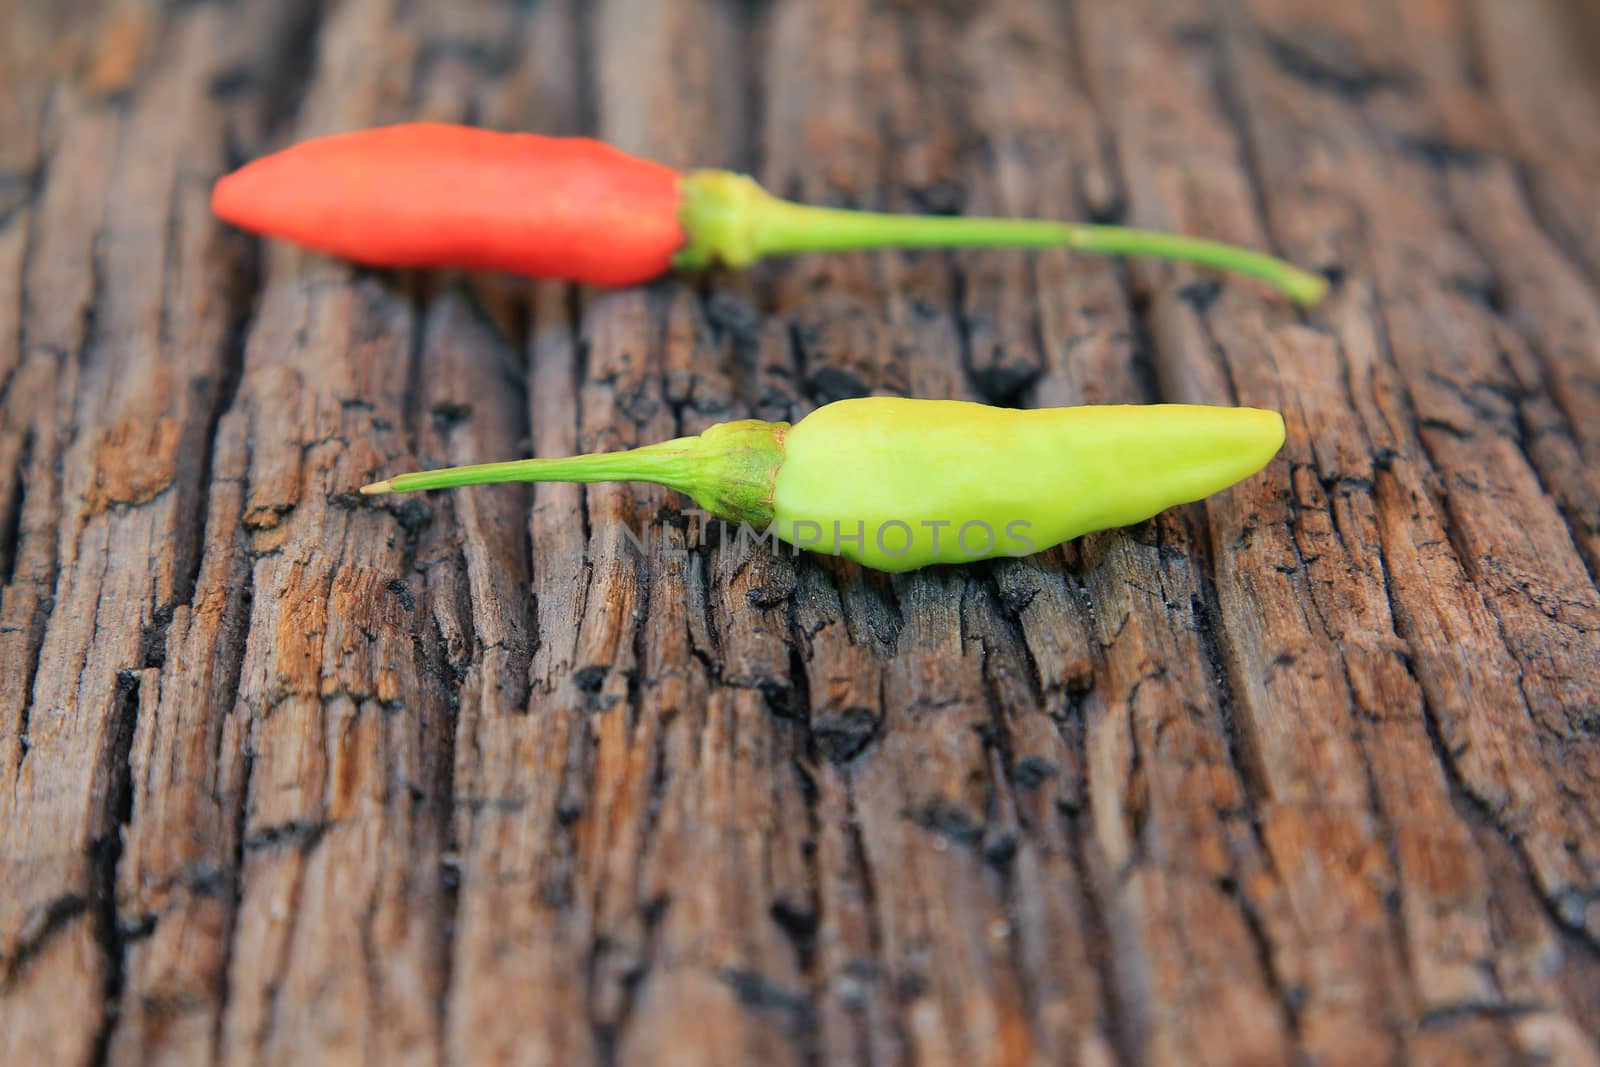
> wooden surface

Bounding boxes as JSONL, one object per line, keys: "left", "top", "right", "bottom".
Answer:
{"left": 3, "top": 0, "right": 1600, "bottom": 1064}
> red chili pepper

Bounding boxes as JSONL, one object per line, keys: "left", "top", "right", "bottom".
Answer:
{"left": 211, "top": 123, "right": 683, "bottom": 286}
{"left": 213, "top": 122, "right": 1327, "bottom": 304}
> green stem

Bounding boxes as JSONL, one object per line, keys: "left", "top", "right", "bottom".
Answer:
{"left": 674, "top": 171, "right": 1327, "bottom": 307}
{"left": 361, "top": 420, "right": 789, "bottom": 527}
{"left": 362, "top": 438, "right": 702, "bottom": 495}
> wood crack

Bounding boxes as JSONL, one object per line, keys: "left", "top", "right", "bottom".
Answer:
{"left": 86, "top": 667, "right": 141, "bottom": 1067}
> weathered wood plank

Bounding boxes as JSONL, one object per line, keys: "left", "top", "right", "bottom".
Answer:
{"left": 1, "top": 1, "right": 1598, "bottom": 1065}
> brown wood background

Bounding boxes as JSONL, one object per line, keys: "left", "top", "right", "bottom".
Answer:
{"left": 3, "top": 0, "right": 1600, "bottom": 1064}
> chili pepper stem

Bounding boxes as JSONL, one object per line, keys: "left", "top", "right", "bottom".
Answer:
{"left": 361, "top": 420, "right": 787, "bottom": 526}
{"left": 361, "top": 444, "right": 696, "bottom": 495}
{"left": 674, "top": 171, "right": 1327, "bottom": 306}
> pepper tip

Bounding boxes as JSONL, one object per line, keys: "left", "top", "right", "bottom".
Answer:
{"left": 210, "top": 170, "right": 246, "bottom": 228}
{"left": 360, "top": 479, "right": 393, "bottom": 496}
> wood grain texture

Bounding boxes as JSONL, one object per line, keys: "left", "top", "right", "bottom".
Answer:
{"left": 1, "top": 0, "right": 1598, "bottom": 1064}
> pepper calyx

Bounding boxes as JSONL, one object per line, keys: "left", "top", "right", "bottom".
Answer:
{"left": 677, "top": 418, "right": 787, "bottom": 528}
{"left": 673, "top": 170, "right": 771, "bottom": 270}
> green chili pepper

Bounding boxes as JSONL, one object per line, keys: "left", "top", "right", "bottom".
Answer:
{"left": 361, "top": 398, "right": 1285, "bottom": 572}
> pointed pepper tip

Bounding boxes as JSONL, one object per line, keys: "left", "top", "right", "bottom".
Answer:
{"left": 209, "top": 168, "right": 248, "bottom": 226}
{"left": 359, "top": 479, "right": 393, "bottom": 496}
